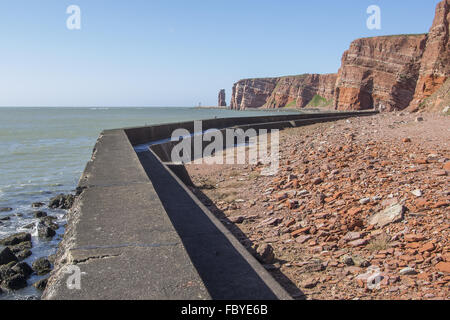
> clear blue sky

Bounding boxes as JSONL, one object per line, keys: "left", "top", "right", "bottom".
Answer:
{"left": 0, "top": 0, "right": 441, "bottom": 107}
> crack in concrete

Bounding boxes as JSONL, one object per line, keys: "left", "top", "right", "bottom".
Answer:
{"left": 74, "top": 254, "right": 122, "bottom": 264}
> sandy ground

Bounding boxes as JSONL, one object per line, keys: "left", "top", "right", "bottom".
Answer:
{"left": 186, "top": 112, "right": 449, "bottom": 300}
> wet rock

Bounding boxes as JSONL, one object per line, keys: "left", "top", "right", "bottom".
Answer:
{"left": 16, "top": 250, "right": 32, "bottom": 261}
{"left": 256, "top": 244, "right": 275, "bottom": 264}
{"left": 0, "top": 232, "right": 31, "bottom": 246}
{"left": 49, "top": 194, "right": 75, "bottom": 210}
{"left": 0, "top": 208, "right": 13, "bottom": 212}
{"left": 23, "top": 223, "right": 35, "bottom": 229}
{"left": 31, "top": 202, "right": 45, "bottom": 208}
{"left": 32, "top": 257, "right": 52, "bottom": 276}
{"left": 0, "top": 216, "right": 11, "bottom": 221}
{"left": 369, "top": 204, "right": 405, "bottom": 228}
{"left": 0, "top": 262, "right": 16, "bottom": 283}
{"left": 0, "top": 248, "right": 18, "bottom": 266}
{"left": 33, "top": 278, "right": 48, "bottom": 291}
{"left": 40, "top": 216, "right": 59, "bottom": 231}
{"left": 37, "top": 222, "right": 56, "bottom": 239}
{"left": 33, "top": 211, "right": 47, "bottom": 218}
{"left": 8, "top": 241, "right": 32, "bottom": 254}
{"left": 1, "top": 274, "right": 27, "bottom": 290}
{"left": 11, "top": 262, "right": 33, "bottom": 278}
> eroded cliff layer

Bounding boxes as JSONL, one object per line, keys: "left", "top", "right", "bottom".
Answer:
{"left": 230, "top": 0, "right": 449, "bottom": 112}
{"left": 409, "top": 0, "right": 450, "bottom": 111}
{"left": 230, "top": 74, "right": 337, "bottom": 110}
{"left": 334, "top": 34, "right": 427, "bottom": 111}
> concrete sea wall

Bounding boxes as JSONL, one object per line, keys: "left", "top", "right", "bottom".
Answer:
{"left": 43, "top": 110, "right": 377, "bottom": 300}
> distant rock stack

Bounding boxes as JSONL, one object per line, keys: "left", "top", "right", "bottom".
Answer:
{"left": 218, "top": 89, "right": 227, "bottom": 107}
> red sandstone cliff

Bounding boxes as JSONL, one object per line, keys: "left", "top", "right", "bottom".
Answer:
{"left": 230, "top": 74, "right": 337, "bottom": 110}
{"left": 409, "top": 0, "right": 450, "bottom": 111}
{"left": 230, "top": 0, "right": 449, "bottom": 112}
{"left": 334, "top": 35, "right": 427, "bottom": 111}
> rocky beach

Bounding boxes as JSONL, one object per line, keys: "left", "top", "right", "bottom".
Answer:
{"left": 186, "top": 112, "right": 449, "bottom": 300}
{"left": 0, "top": 194, "right": 74, "bottom": 298}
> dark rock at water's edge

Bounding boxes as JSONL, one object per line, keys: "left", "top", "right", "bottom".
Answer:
{"left": 37, "top": 222, "right": 56, "bottom": 239}
{"left": 32, "top": 258, "right": 52, "bottom": 276}
{"left": 33, "top": 278, "right": 48, "bottom": 291}
{"left": 39, "top": 216, "right": 59, "bottom": 230}
{"left": 8, "top": 241, "right": 32, "bottom": 254}
{"left": 0, "top": 258, "right": 33, "bottom": 291}
{"left": 0, "top": 261, "right": 16, "bottom": 279}
{"left": 49, "top": 194, "right": 75, "bottom": 210}
{"left": 0, "top": 207, "right": 13, "bottom": 213}
{"left": 31, "top": 202, "right": 45, "bottom": 208}
{"left": 0, "top": 248, "right": 18, "bottom": 266}
{"left": 16, "top": 250, "right": 32, "bottom": 261}
{"left": 0, "top": 216, "right": 11, "bottom": 221}
{"left": 11, "top": 262, "right": 33, "bottom": 278}
{"left": 1, "top": 274, "right": 27, "bottom": 290}
{"left": 33, "top": 211, "right": 47, "bottom": 218}
{"left": 0, "top": 232, "right": 32, "bottom": 246}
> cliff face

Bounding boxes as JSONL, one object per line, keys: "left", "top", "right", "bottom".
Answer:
{"left": 334, "top": 35, "right": 427, "bottom": 111}
{"left": 229, "top": 0, "right": 449, "bottom": 112}
{"left": 409, "top": 0, "right": 450, "bottom": 111}
{"left": 230, "top": 74, "right": 337, "bottom": 110}
{"left": 218, "top": 89, "right": 227, "bottom": 107}
{"left": 230, "top": 78, "right": 278, "bottom": 110}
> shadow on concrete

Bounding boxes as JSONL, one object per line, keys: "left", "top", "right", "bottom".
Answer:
{"left": 191, "top": 189, "right": 306, "bottom": 300}
{"left": 137, "top": 150, "right": 295, "bottom": 300}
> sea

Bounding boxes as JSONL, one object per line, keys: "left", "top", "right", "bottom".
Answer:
{"left": 0, "top": 106, "right": 299, "bottom": 300}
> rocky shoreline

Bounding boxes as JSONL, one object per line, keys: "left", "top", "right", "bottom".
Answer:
{"left": 0, "top": 194, "right": 74, "bottom": 298}
{"left": 186, "top": 112, "right": 449, "bottom": 300}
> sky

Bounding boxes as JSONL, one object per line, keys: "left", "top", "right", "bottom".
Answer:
{"left": 0, "top": 0, "right": 442, "bottom": 107}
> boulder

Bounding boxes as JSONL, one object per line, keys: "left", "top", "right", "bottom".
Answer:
{"left": 33, "top": 211, "right": 47, "bottom": 218}
{"left": 0, "top": 208, "right": 13, "bottom": 213}
{"left": 32, "top": 257, "right": 52, "bottom": 276}
{"left": 16, "top": 250, "right": 32, "bottom": 261}
{"left": 31, "top": 202, "right": 45, "bottom": 208}
{"left": 37, "top": 222, "right": 56, "bottom": 239}
{"left": 40, "top": 216, "right": 59, "bottom": 231}
{"left": 369, "top": 204, "right": 405, "bottom": 228}
{"left": 8, "top": 241, "right": 32, "bottom": 254}
{"left": 0, "top": 232, "right": 31, "bottom": 246}
{"left": 1, "top": 274, "right": 27, "bottom": 290}
{"left": 256, "top": 244, "right": 275, "bottom": 264}
{"left": 0, "top": 262, "right": 16, "bottom": 281}
{"left": 48, "top": 194, "right": 75, "bottom": 210}
{"left": 11, "top": 262, "right": 33, "bottom": 278}
{"left": 33, "top": 278, "right": 48, "bottom": 291}
{"left": 0, "top": 248, "right": 18, "bottom": 266}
